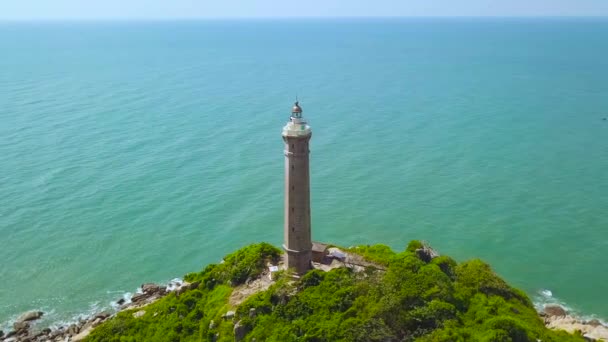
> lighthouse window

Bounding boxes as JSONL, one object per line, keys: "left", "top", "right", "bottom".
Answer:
{"left": 291, "top": 186, "right": 294, "bottom": 190}
{"left": 291, "top": 165, "right": 294, "bottom": 170}
{"left": 291, "top": 144, "right": 294, "bottom": 149}
{"left": 291, "top": 227, "right": 295, "bottom": 232}
{"left": 291, "top": 207, "right": 294, "bottom": 212}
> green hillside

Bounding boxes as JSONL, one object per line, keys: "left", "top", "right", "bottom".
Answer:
{"left": 85, "top": 242, "right": 583, "bottom": 342}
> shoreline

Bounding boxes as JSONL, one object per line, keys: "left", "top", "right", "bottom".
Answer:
{"left": 0, "top": 279, "right": 192, "bottom": 342}
{"left": 1, "top": 281, "right": 608, "bottom": 342}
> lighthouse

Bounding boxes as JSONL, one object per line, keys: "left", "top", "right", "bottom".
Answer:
{"left": 282, "top": 101, "right": 313, "bottom": 275}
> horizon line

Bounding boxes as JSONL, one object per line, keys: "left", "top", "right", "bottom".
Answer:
{"left": 1, "top": 15, "right": 608, "bottom": 22}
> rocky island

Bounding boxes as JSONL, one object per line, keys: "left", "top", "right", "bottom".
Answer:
{"left": 2, "top": 241, "right": 606, "bottom": 342}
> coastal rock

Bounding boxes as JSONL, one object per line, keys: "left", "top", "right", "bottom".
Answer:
{"left": 0, "top": 330, "right": 3, "bottom": 338}
{"left": 544, "top": 304, "right": 567, "bottom": 317}
{"left": 142, "top": 283, "right": 164, "bottom": 295}
{"left": 72, "top": 326, "right": 95, "bottom": 342}
{"left": 12, "top": 321, "right": 30, "bottom": 332}
{"left": 116, "top": 298, "right": 126, "bottom": 305}
{"left": 133, "top": 310, "right": 146, "bottom": 318}
{"left": 415, "top": 246, "right": 439, "bottom": 263}
{"left": 67, "top": 323, "right": 79, "bottom": 336}
{"left": 16, "top": 311, "right": 44, "bottom": 323}
{"left": 545, "top": 315, "right": 608, "bottom": 341}
{"left": 49, "top": 328, "right": 64, "bottom": 340}
{"left": 130, "top": 293, "right": 148, "bottom": 303}
{"left": 587, "top": 319, "right": 602, "bottom": 327}
{"left": 94, "top": 311, "right": 111, "bottom": 320}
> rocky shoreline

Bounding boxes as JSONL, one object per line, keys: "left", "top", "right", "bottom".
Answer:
{"left": 541, "top": 304, "right": 608, "bottom": 341}
{"left": 1, "top": 282, "right": 607, "bottom": 342}
{"left": 0, "top": 280, "right": 195, "bottom": 342}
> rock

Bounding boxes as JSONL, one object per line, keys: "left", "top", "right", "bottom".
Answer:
{"left": 415, "top": 246, "right": 439, "bottom": 263}
{"left": 234, "top": 320, "right": 249, "bottom": 342}
{"left": 0, "top": 330, "right": 3, "bottom": 338}
{"left": 30, "top": 331, "right": 45, "bottom": 340}
{"left": 142, "top": 283, "right": 163, "bottom": 295}
{"left": 41, "top": 327, "right": 52, "bottom": 335}
{"left": 133, "top": 310, "right": 146, "bottom": 318}
{"left": 544, "top": 304, "right": 568, "bottom": 317}
{"left": 587, "top": 319, "right": 603, "bottom": 327}
{"left": 95, "top": 311, "right": 111, "bottom": 320}
{"left": 13, "top": 321, "right": 30, "bottom": 332}
{"left": 223, "top": 311, "right": 235, "bottom": 320}
{"left": 131, "top": 293, "right": 148, "bottom": 303}
{"left": 116, "top": 298, "right": 126, "bottom": 305}
{"left": 3, "top": 337, "right": 18, "bottom": 342}
{"left": 67, "top": 323, "right": 79, "bottom": 335}
{"left": 175, "top": 281, "right": 199, "bottom": 297}
{"left": 72, "top": 326, "right": 94, "bottom": 342}
{"left": 209, "top": 320, "right": 216, "bottom": 330}
{"left": 16, "top": 311, "right": 44, "bottom": 323}
{"left": 249, "top": 308, "right": 257, "bottom": 318}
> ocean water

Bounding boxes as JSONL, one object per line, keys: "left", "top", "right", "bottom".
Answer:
{"left": 1, "top": 18, "right": 608, "bottom": 329}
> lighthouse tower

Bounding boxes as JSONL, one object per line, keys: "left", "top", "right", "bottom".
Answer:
{"left": 282, "top": 101, "right": 313, "bottom": 275}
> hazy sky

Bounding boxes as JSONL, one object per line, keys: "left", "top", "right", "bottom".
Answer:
{"left": 2, "top": 0, "right": 608, "bottom": 20}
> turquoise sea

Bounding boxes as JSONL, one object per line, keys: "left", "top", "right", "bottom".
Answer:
{"left": 1, "top": 18, "right": 607, "bottom": 329}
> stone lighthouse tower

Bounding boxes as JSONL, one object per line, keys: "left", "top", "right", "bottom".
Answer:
{"left": 282, "top": 101, "right": 312, "bottom": 275}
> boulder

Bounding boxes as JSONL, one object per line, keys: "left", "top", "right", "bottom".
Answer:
{"left": 95, "top": 311, "right": 111, "bottom": 320}
{"left": 142, "top": 283, "right": 163, "bottom": 295}
{"left": 249, "top": 308, "right": 257, "bottom": 318}
{"left": 72, "top": 326, "right": 94, "bottom": 342}
{"left": 41, "top": 327, "right": 52, "bottom": 335}
{"left": 49, "top": 328, "right": 65, "bottom": 340}
{"left": 67, "top": 323, "right": 79, "bottom": 335}
{"left": 133, "top": 310, "right": 146, "bottom": 318}
{"left": 234, "top": 320, "right": 249, "bottom": 342}
{"left": 223, "top": 311, "right": 235, "bottom": 320}
{"left": 0, "top": 330, "right": 3, "bottom": 338}
{"left": 131, "top": 293, "right": 148, "bottom": 303}
{"left": 415, "top": 246, "right": 439, "bottom": 263}
{"left": 117, "top": 298, "right": 126, "bottom": 305}
{"left": 209, "top": 320, "right": 216, "bottom": 330}
{"left": 16, "top": 311, "right": 44, "bottom": 323}
{"left": 587, "top": 319, "right": 603, "bottom": 327}
{"left": 12, "top": 321, "right": 30, "bottom": 332}
{"left": 544, "top": 304, "right": 568, "bottom": 317}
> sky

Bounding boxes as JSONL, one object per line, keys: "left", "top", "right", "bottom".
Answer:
{"left": 1, "top": 0, "right": 608, "bottom": 20}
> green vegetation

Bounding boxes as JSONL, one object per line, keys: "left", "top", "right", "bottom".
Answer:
{"left": 86, "top": 241, "right": 583, "bottom": 342}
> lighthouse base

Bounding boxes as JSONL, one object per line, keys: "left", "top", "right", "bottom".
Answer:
{"left": 282, "top": 244, "right": 312, "bottom": 275}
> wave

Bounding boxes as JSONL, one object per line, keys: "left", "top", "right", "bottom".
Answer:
{"left": 533, "top": 288, "right": 607, "bottom": 325}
